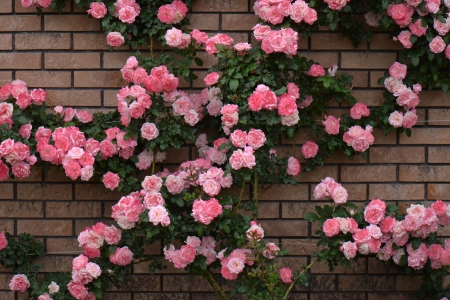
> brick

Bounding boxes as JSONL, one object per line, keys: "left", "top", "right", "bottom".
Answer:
{"left": 338, "top": 275, "right": 395, "bottom": 291}
{"left": 104, "top": 293, "right": 132, "bottom": 300}
{"left": 348, "top": 90, "right": 384, "bottom": 106}
{"left": 395, "top": 275, "right": 423, "bottom": 291}
{"left": 0, "top": 184, "right": 13, "bottom": 200}
{"left": 345, "top": 71, "right": 368, "bottom": 88}
{"left": 257, "top": 202, "right": 279, "bottom": 218}
{"left": 0, "top": 53, "right": 41, "bottom": 70}
{"left": 311, "top": 259, "right": 366, "bottom": 274}
{"left": 311, "top": 33, "right": 366, "bottom": 50}
{"left": 341, "top": 166, "right": 396, "bottom": 182}
{"left": 369, "top": 184, "right": 424, "bottom": 200}
{"left": 192, "top": 0, "right": 248, "bottom": 12}
{"left": 262, "top": 220, "right": 308, "bottom": 237}
{"left": 341, "top": 52, "right": 397, "bottom": 69}
{"left": 75, "top": 183, "right": 125, "bottom": 200}
{"left": 427, "top": 108, "right": 450, "bottom": 126}
{"left": 163, "top": 275, "right": 210, "bottom": 292}
{"left": 429, "top": 146, "right": 450, "bottom": 163}
{"left": 164, "top": 147, "right": 190, "bottom": 164}
{"left": 104, "top": 89, "right": 120, "bottom": 107}
{"left": 188, "top": 14, "right": 220, "bottom": 30}
{"left": 400, "top": 128, "right": 450, "bottom": 144}
{"left": 45, "top": 53, "right": 100, "bottom": 69}
{"left": 46, "top": 90, "right": 101, "bottom": 107}
{"left": 368, "top": 257, "right": 399, "bottom": 274}
{"left": 17, "top": 220, "right": 72, "bottom": 236}
{"left": 74, "top": 33, "right": 119, "bottom": 50}
{"left": 259, "top": 184, "right": 309, "bottom": 201}
{"left": 6, "top": 167, "right": 42, "bottom": 182}
{"left": 15, "top": 71, "right": 71, "bottom": 88}
{"left": 135, "top": 294, "right": 189, "bottom": 300}
{"left": 369, "top": 34, "right": 404, "bottom": 50}
{"left": 222, "top": 14, "right": 259, "bottom": 31}
{"left": 428, "top": 184, "right": 450, "bottom": 200}
{"left": 339, "top": 184, "right": 367, "bottom": 201}
{"left": 368, "top": 293, "right": 421, "bottom": 300}
{"left": 0, "top": 16, "right": 41, "bottom": 31}
{"left": 419, "top": 90, "right": 450, "bottom": 106}
{"left": 46, "top": 238, "right": 80, "bottom": 254}
{"left": 17, "top": 183, "right": 72, "bottom": 200}
{"left": 296, "top": 166, "right": 338, "bottom": 183}
{"left": 0, "top": 201, "right": 43, "bottom": 218}
{"left": 282, "top": 202, "right": 327, "bottom": 219}
{"left": 109, "top": 275, "right": 160, "bottom": 292}
{"left": 295, "top": 275, "right": 336, "bottom": 291}
{"left": 193, "top": 52, "right": 219, "bottom": 69}
{"left": 46, "top": 201, "right": 102, "bottom": 218}
{"left": 74, "top": 71, "right": 124, "bottom": 88}
{"left": 400, "top": 166, "right": 450, "bottom": 182}
{"left": 44, "top": 15, "right": 100, "bottom": 31}
{"left": 103, "top": 52, "right": 138, "bottom": 69}
{"left": 323, "top": 151, "right": 367, "bottom": 164}
{"left": 0, "top": 220, "right": 15, "bottom": 235}
{"left": 370, "top": 147, "right": 425, "bottom": 163}
{"left": 15, "top": 33, "right": 71, "bottom": 50}
{"left": 310, "top": 293, "right": 366, "bottom": 300}
{"left": 14, "top": 0, "right": 71, "bottom": 13}
{"left": 0, "top": 71, "right": 12, "bottom": 84}
{"left": 370, "top": 71, "right": 386, "bottom": 87}
{"left": 34, "top": 256, "right": 72, "bottom": 272}
{"left": 0, "top": 1, "right": 12, "bottom": 12}
{"left": 373, "top": 128, "right": 397, "bottom": 144}
{"left": 0, "top": 292, "right": 14, "bottom": 300}
{"left": 298, "top": 52, "right": 338, "bottom": 68}
{"left": 0, "top": 34, "right": 12, "bottom": 50}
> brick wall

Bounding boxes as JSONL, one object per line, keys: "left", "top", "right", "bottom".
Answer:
{"left": 0, "top": 0, "right": 446, "bottom": 299}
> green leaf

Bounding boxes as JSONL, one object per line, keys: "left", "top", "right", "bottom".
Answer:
{"left": 229, "top": 79, "right": 239, "bottom": 92}
{"left": 411, "top": 239, "right": 421, "bottom": 250}
{"left": 304, "top": 212, "right": 319, "bottom": 223}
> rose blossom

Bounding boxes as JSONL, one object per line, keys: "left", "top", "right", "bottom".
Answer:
{"left": 302, "top": 141, "right": 318, "bottom": 159}
{"left": 48, "top": 281, "right": 59, "bottom": 294}
{"left": 286, "top": 156, "right": 300, "bottom": 176}
{"left": 106, "top": 32, "right": 125, "bottom": 47}
{"left": 430, "top": 36, "right": 446, "bottom": 53}
{"left": 141, "top": 122, "right": 159, "bottom": 140}
{"left": 331, "top": 185, "right": 348, "bottom": 205}
{"left": 322, "top": 115, "right": 340, "bottom": 135}
{"left": 389, "top": 62, "right": 407, "bottom": 80}
{"left": 279, "top": 268, "right": 293, "bottom": 283}
{"left": 87, "top": 2, "right": 107, "bottom": 19}
{"left": 110, "top": 246, "right": 133, "bottom": 266}
{"left": 341, "top": 241, "right": 358, "bottom": 259}
{"left": 204, "top": 72, "right": 220, "bottom": 86}
{"left": 309, "top": 64, "right": 325, "bottom": 77}
{"left": 396, "top": 30, "right": 413, "bottom": 49}
{"left": 388, "top": 111, "right": 403, "bottom": 128}
{"left": 402, "top": 110, "right": 418, "bottom": 128}
{"left": 350, "top": 103, "right": 370, "bottom": 119}
{"left": 9, "top": 274, "right": 30, "bottom": 292}
{"left": 102, "top": 172, "right": 120, "bottom": 190}
{"left": 323, "top": 218, "right": 340, "bottom": 237}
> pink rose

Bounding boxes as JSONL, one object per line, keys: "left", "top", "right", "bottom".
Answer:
{"left": 118, "top": 5, "right": 138, "bottom": 24}
{"left": 38, "top": 293, "right": 52, "bottom": 300}
{"left": 67, "top": 281, "right": 88, "bottom": 299}
{"left": 430, "top": 36, "right": 446, "bottom": 53}
{"left": 364, "top": 199, "right": 386, "bottom": 225}
{"left": 110, "top": 246, "right": 133, "bottom": 266}
{"left": 302, "top": 141, "right": 319, "bottom": 159}
{"left": 148, "top": 205, "right": 169, "bottom": 226}
{"left": 87, "top": 2, "right": 107, "bottom": 19}
{"left": 30, "top": 88, "right": 46, "bottom": 103}
{"left": 230, "top": 129, "right": 247, "bottom": 148}
{"left": 16, "top": 92, "right": 31, "bottom": 109}
{"left": 106, "top": 32, "right": 125, "bottom": 47}
{"left": 402, "top": 110, "right": 418, "bottom": 128}
{"left": 165, "top": 175, "right": 184, "bottom": 194}
{"left": 9, "top": 274, "right": 29, "bottom": 292}
{"left": 246, "top": 128, "right": 266, "bottom": 149}
{"left": 19, "top": 123, "right": 32, "bottom": 139}
{"left": 157, "top": 4, "right": 175, "bottom": 24}
{"left": 389, "top": 62, "right": 407, "bottom": 80}
{"left": 322, "top": 115, "right": 340, "bottom": 135}
{"left": 353, "top": 228, "right": 372, "bottom": 244}
{"left": 396, "top": 30, "right": 413, "bottom": 49}
{"left": 102, "top": 172, "right": 120, "bottom": 190}
{"left": 0, "top": 231, "right": 7, "bottom": 250}
{"left": 140, "top": 122, "right": 159, "bottom": 140}
{"left": 308, "top": 64, "right": 325, "bottom": 77}
{"left": 165, "top": 27, "right": 183, "bottom": 47}
{"left": 388, "top": 111, "right": 403, "bottom": 128}
{"left": 279, "top": 268, "right": 293, "bottom": 283}
{"left": 324, "top": 0, "right": 350, "bottom": 10}
{"left": 277, "top": 94, "right": 297, "bottom": 116}
{"left": 340, "top": 241, "right": 358, "bottom": 259}
{"left": 204, "top": 72, "right": 220, "bottom": 86}
{"left": 350, "top": 103, "right": 370, "bottom": 119}
{"left": 323, "top": 218, "right": 340, "bottom": 237}
{"left": 446, "top": 44, "right": 450, "bottom": 60}
{"left": 409, "top": 19, "right": 428, "bottom": 36}
{"left": 287, "top": 157, "right": 300, "bottom": 176}
{"left": 331, "top": 185, "right": 348, "bottom": 205}
{"left": 85, "top": 262, "right": 102, "bottom": 278}
{"left": 191, "top": 29, "right": 209, "bottom": 44}
{"left": 432, "top": 200, "right": 447, "bottom": 216}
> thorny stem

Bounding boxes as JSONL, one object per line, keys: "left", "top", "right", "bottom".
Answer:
{"left": 205, "top": 270, "right": 230, "bottom": 300}
{"left": 283, "top": 258, "right": 318, "bottom": 300}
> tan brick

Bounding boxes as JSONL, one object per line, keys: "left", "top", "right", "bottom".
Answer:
{"left": 0, "top": 71, "right": 12, "bottom": 84}
{"left": 0, "top": 1, "right": 12, "bottom": 12}
{"left": 368, "top": 257, "right": 399, "bottom": 274}
{"left": 427, "top": 108, "right": 450, "bottom": 126}
{"left": 222, "top": 14, "right": 259, "bottom": 31}
{"left": 103, "top": 52, "right": 138, "bottom": 69}
{"left": 46, "top": 90, "right": 101, "bottom": 107}
{"left": 338, "top": 275, "right": 395, "bottom": 291}
{"left": 45, "top": 53, "right": 100, "bottom": 69}
{"left": 261, "top": 220, "right": 308, "bottom": 237}
{"left": 15, "top": 33, "right": 71, "bottom": 50}
{"left": 44, "top": 15, "right": 100, "bottom": 31}
{"left": 312, "top": 33, "right": 366, "bottom": 50}
{"left": 104, "top": 89, "right": 119, "bottom": 107}
{"left": 34, "top": 256, "right": 72, "bottom": 272}
{"left": 193, "top": 52, "right": 219, "bottom": 69}
{"left": 104, "top": 293, "right": 133, "bottom": 300}
{"left": 341, "top": 52, "right": 397, "bottom": 69}
{"left": 192, "top": 0, "right": 248, "bottom": 12}
{"left": 162, "top": 275, "right": 210, "bottom": 292}
{"left": 340, "top": 183, "right": 367, "bottom": 201}
{"left": 282, "top": 202, "right": 328, "bottom": 219}
{"left": 345, "top": 71, "right": 368, "bottom": 88}
{"left": 109, "top": 275, "right": 160, "bottom": 292}
{"left": 395, "top": 275, "right": 423, "bottom": 291}
{"left": 400, "top": 166, "right": 450, "bottom": 182}
{"left": 428, "top": 147, "right": 450, "bottom": 163}
{"left": 74, "top": 71, "right": 124, "bottom": 88}
{"left": 369, "top": 184, "right": 424, "bottom": 200}
{"left": 348, "top": 90, "right": 384, "bottom": 106}
{"left": 259, "top": 184, "right": 309, "bottom": 201}
{"left": 323, "top": 151, "right": 367, "bottom": 164}
{"left": 299, "top": 52, "right": 338, "bottom": 68}
{"left": 17, "top": 220, "right": 72, "bottom": 236}
{"left": 17, "top": 183, "right": 72, "bottom": 200}
{"left": 75, "top": 183, "right": 125, "bottom": 200}
{"left": 370, "top": 147, "right": 425, "bottom": 163}
{"left": 419, "top": 90, "right": 450, "bottom": 107}
{"left": 135, "top": 294, "right": 188, "bottom": 300}
{"left": 0, "top": 34, "right": 12, "bottom": 50}
{"left": 370, "top": 71, "right": 385, "bottom": 87}
{"left": 282, "top": 239, "right": 318, "bottom": 255}
{"left": 428, "top": 184, "right": 450, "bottom": 200}
{"left": 368, "top": 293, "right": 421, "bottom": 300}
{"left": 370, "top": 34, "right": 404, "bottom": 50}
{"left": 46, "top": 238, "right": 80, "bottom": 254}
{"left": 311, "top": 259, "right": 366, "bottom": 274}
{"left": 311, "top": 293, "right": 366, "bottom": 300}
{"left": 46, "top": 201, "right": 102, "bottom": 218}
{"left": 0, "top": 201, "right": 43, "bottom": 218}
{"left": 400, "top": 128, "right": 450, "bottom": 144}
{"left": 74, "top": 33, "right": 129, "bottom": 50}
{"left": 188, "top": 13, "right": 220, "bottom": 30}
{"left": 0, "top": 53, "right": 41, "bottom": 69}
{"left": 373, "top": 128, "right": 397, "bottom": 144}
{"left": 164, "top": 147, "right": 190, "bottom": 164}
{"left": 257, "top": 202, "right": 279, "bottom": 218}
{"left": 296, "top": 275, "right": 336, "bottom": 291}
{"left": 341, "top": 166, "right": 396, "bottom": 182}
{"left": 0, "top": 291, "right": 14, "bottom": 300}
{"left": 0, "top": 16, "right": 41, "bottom": 31}
{"left": 0, "top": 184, "right": 13, "bottom": 200}
{"left": 297, "top": 166, "right": 338, "bottom": 183}
{"left": 15, "top": 71, "right": 71, "bottom": 88}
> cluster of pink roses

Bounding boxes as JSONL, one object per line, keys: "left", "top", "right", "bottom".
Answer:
{"left": 253, "top": 0, "right": 317, "bottom": 26}
{"left": 313, "top": 177, "right": 348, "bottom": 205}
{"left": 20, "top": 0, "right": 51, "bottom": 8}
{"left": 111, "top": 192, "right": 146, "bottom": 229}
{"left": 198, "top": 166, "right": 233, "bottom": 197}
{"left": 342, "top": 125, "right": 374, "bottom": 152}
{"left": 384, "top": 62, "right": 420, "bottom": 129}
{"left": 68, "top": 254, "right": 101, "bottom": 299}
{"left": 113, "top": 0, "right": 140, "bottom": 24}
{"left": 191, "top": 198, "right": 223, "bottom": 225}
{"left": 0, "top": 139, "right": 35, "bottom": 180}
{"left": 157, "top": 0, "right": 188, "bottom": 24}
{"left": 349, "top": 103, "right": 370, "bottom": 120}
{"left": 256, "top": 26, "right": 299, "bottom": 56}
{"left": 164, "top": 27, "right": 191, "bottom": 48}
{"left": 165, "top": 236, "right": 218, "bottom": 268}
{"left": 140, "top": 175, "right": 171, "bottom": 226}
{"left": 78, "top": 222, "right": 122, "bottom": 258}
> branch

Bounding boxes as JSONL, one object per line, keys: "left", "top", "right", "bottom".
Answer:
{"left": 283, "top": 258, "right": 317, "bottom": 299}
